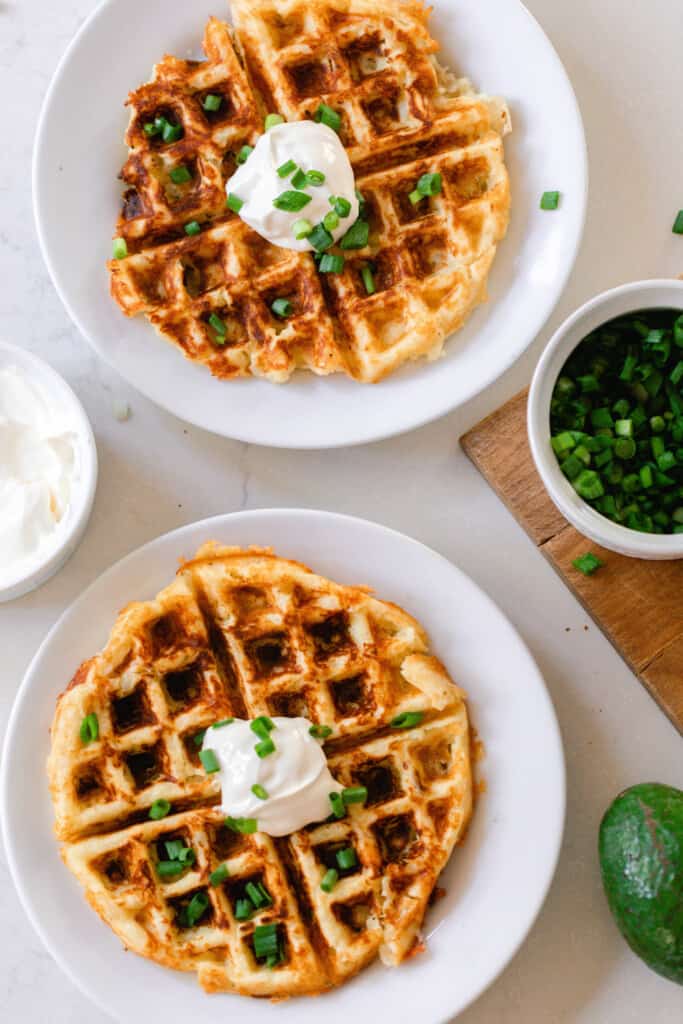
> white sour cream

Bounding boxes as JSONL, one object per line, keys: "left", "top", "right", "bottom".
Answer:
{"left": 0, "top": 365, "right": 77, "bottom": 586}
{"left": 226, "top": 120, "right": 359, "bottom": 252}
{"left": 203, "top": 716, "right": 343, "bottom": 837}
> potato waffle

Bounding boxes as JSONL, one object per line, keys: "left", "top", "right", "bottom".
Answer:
{"left": 48, "top": 543, "right": 472, "bottom": 996}
{"left": 109, "top": 0, "right": 510, "bottom": 383}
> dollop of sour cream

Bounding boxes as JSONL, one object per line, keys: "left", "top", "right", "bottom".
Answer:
{"left": 203, "top": 716, "right": 343, "bottom": 836}
{"left": 0, "top": 365, "right": 77, "bottom": 586}
{"left": 226, "top": 120, "right": 359, "bottom": 252}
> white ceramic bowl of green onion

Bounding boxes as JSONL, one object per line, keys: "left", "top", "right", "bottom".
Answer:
{"left": 528, "top": 278, "right": 683, "bottom": 560}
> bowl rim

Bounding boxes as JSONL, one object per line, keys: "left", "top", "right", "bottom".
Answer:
{"left": 0, "top": 342, "right": 99, "bottom": 600}
{"left": 528, "top": 278, "right": 683, "bottom": 560}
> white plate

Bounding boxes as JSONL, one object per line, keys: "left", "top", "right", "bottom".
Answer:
{"left": 33, "top": 0, "right": 587, "bottom": 448}
{"left": 1, "top": 509, "right": 565, "bottom": 1022}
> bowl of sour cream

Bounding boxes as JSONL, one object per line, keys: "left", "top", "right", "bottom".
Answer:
{"left": 0, "top": 343, "right": 97, "bottom": 601}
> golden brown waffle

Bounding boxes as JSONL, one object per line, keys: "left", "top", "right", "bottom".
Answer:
{"left": 108, "top": 1, "right": 510, "bottom": 383}
{"left": 48, "top": 543, "right": 472, "bottom": 996}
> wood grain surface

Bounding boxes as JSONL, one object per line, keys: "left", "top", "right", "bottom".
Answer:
{"left": 462, "top": 389, "right": 683, "bottom": 734}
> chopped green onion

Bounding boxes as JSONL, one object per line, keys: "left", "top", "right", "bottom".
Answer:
{"left": 416, "top": 172, "right": 442, "bottom": 197}
{"left": 143, "top": 121, "right": 159, "bottom": 136}
{"left": 336, "top": 847, "right": 357, "bottom": 870}
{"left": 250, "top": 716, "right": 275, "bottom": 738}
{"left": 340, "top": 219, "right": 369, "bottom": 250}
{"left": 361, "top": 264, "right": 375, "bottom": 295}
{"left": 79, "top": 713, "right": 99, "bottom": 744}
{"left": 236, "top": 145, "right": 253, "bottom": 164}
{"left": 540, "top": 191, "right": 560, "bottom": 210}
{"left": 253, "top": 922, "right": 280, "bottom": 960}
{"left": 235, "top": 898, "right": 254, "bottom": 920}
{"left": 157, "top": 860, "right": 185, "bottom": 878}
{"left": 572, "top": 552, "right": 604, "bottom": 576}
{"left": 255, "top": 737, "right": 276, "bottom": 758}
{"left": 390, "top": 711, "right": 424, "bottom": 729}
{"left": 271, "top": 298, "right": 292, "bottom": 318}
{"left": 408, "top": 189, "right": 424, "bottom": 207}
{"left": 149, "top": 799, "right": 171, "bottom": 820}
{"left": 305, "top": 169, "right": 326, "bottom": 186}
{"left": 292, "top": 218, "right": 313, "bottom": 239}
{"left": 320, "top": 868, "right": 338, "bottom": 893}
{"left": 112, "top": 237, "right": 128, "bottom": 260}
{"left": 184, "top": 220, "right": 201, "bottom": 236}
{"left": 246, "top": 881, "right": 272, "bottom": 908}
{"left": 212, "top": 717, "right": 234, "bottom": 728}
{"left": 614, "top": 437, "right": 636, "bottom": 459}
{"left": 162, "top": 120, "right": 183, "bottom": 143}
{"left": 265, "top": 113, "right": 284, "bottom": 131}
{"left": 182, "top": 891, "right": 209, "bottom": 927}
{"left": 323, "top": 210, "right": 339, "bottom": 231}
{"left": 329, "top": 791, "right": 346, "bottom": 819}
{"left": 225, "top": 816, "right": 258, "bottom": 833}
{"left": 209, "top": 863, "right": 229, "bottom": 886}
{"left": 226, "top": 193, "right": 244, "bottom": 214}
{"left": 318, "top": 253, "right": 344, "bottom": 273}
{"left": 672, "top": 210, "right": 683, "bottom": 235}
{"left": 251, "top": 784, "right": 269, "bottom": 800}
{"left": 209, "top": 312, "right": 227, "bottom": 338}
{"left": 314, "top": 103, "right": 341, "bottom": 133}
{"left": 203, "top": 93, "right": 222, "bottom": 112}
{"left": 309, "top": 724, "right": 333, "bottom": 740}
{"left": 277, "top": 158, "right": 297, "bottom": 178}
{"left": 342, "top": 786, "right": 367, "bottom": 805}
{"left": 307, "top": 223, "right": 334, "bottom": 252}
{"left": 573, "top": 469, "right": 605, "bottom": 500}
{"left": 273, "top": 190, "right": 312, "bottom": 212}
{"left": 334, "top": 196, "right": 352, "bottom": 218}
{"left": 193, "top": 729, "right": 207, "bottom": 749}
{"left": 291, "top": 168, "right": 308, "bottom": 190}
{"left": 199, "top": 748, "right": 220, "bottom": 773}
{"left": 169, "top": 165, "right": 192, "bottom": 184}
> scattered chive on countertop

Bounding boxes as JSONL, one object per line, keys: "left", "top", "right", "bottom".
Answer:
{"left": 572, "top": 552, "right": 604, "bottom": 576}
{"left": 550, "top": 309, "right": 683, "bottom": 534}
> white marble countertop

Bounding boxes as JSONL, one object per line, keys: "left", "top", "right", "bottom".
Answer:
{"left": 1, "top": 0, "right": 683, "bottom": 1019}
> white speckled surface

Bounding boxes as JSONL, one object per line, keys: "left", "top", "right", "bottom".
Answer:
{"left": 1, "top": 0, "right": 682, "bottom": 1020}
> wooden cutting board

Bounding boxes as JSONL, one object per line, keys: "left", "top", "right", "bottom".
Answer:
{"left": 461, "top": 389, "right": 683, "bottom": 735}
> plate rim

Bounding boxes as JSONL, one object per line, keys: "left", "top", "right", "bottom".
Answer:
{"left": 0, "top": 508, "right": 566, "bottom": 1022}
{"left": 32, "top": 0, "right": 588, "bottom": 449}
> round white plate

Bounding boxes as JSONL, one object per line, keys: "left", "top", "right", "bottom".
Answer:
{"left": 33, "top": 0, "right": 587, "bottom": 448}
{"left": 1, "top": 509, "right": 565, "bottom": 1022}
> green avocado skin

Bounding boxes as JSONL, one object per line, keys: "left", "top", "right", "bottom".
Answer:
{"left": 599, "top": 783, "right": 683, "bottom": 985}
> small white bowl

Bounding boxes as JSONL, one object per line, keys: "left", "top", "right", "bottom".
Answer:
{"left": 528, "top": 279, "right": 683, "bottom": 560}
{"left": 0, "top": 343, "right": 98, "bottom": 600}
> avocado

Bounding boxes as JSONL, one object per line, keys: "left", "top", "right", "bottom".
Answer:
{"left": 599, "top": 782, "right": 683, "bottom": 984}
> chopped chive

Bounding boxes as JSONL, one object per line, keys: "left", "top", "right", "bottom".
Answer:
{"left": 334, "top": 196, "right": 352, "bottom": 218}
{"left": 235, "top": 898, "right": 254, "bottom": 920}
{"left": 672, "top": 210, "right": 683, "bottom": 235}
{"left": 255, "top": 737, "right": 276, "bottom": 758}
{"left": 305, "top": 169, "right": 326, "bottom": 186}
{"left": 291, "top": 168, "right": 308, "bottom": 190}
{"left": 226, "top": 193, "right": 244, "bottom": 214}
{"left": 320, "top": 868, "right": 338, "bottom": 893}
{"left": 208, "top": 312, "right": 226, "bottom": 338}
{"left": 202, "top": 93, "right": 222, "bottom": 112}
{"left": 149, "top": 799, "right": 171, "bottom": 820}
{"left": 318, "top": 253, "right": 344, "bottom": 273}
{"left": 246, "top": 881, "right": 272, "bottom": 908}
{"left": 157, "top": 860, "right": 185, "bottom": 878}
{"left": 540, "top": 191, "right": 560, "bottom": 210}
{"left": 225, "top": 816, "right": 258, "bottom": 833}
{"left": 572, "top": 552, "right": 604, "bottom": 576}
{"left": 169, "top": 165, "right": 192, "bottom": 184}
{"left": 184, "top": 220, "right": 201, "bottom": 236}
{"left": 79, "top": 713, "right": 99, "bottom": 744}
{"left": 250, "top": 715, "right": 275, "bottom": 738}
{"left": 264, "top": 113, "right": 284, "bottom": 130}
{"left": 193, "top": 729, "right": 207, "bottom": 749}
{"left": 112, "top": 237, "right": 128, "bottom": 260}
{"left": 212, "top": 717, "right": 234, "bottom": 728}
{"left": 416, "top": 172, "right": 442, "bottom": 197}
{"left": 329, "top": 791, "right": 346, "bottom": 819}
{"left": 273, "top": 190, "right": 312, "bottom": 212}
{"left": 408, "top": 189, "right": 424, "bottom": 206}
{"left": 307, "top": 223, "right": 334, "bottom": 252}
{"left": 162, "top": 120, "right": 183, "bottom": 143}
{"left": 342, "top": 786, "right": 367, "bottom": 805}
{"left": 251, "top": 783, "right": 269, "bottom": 800}
{"left": 209, "top": 863, "right": 229, "bottom": 886}
{"left": 323, "top": 210, "right": 339, "bottom": 232}
{"left": 309, "top": 724, "right": 332, "bottom": 740}
{"left": 182, "top": 891, "right": 210, "bottom": 927}
{"left": 361, "top": 264, "right": 375, "bottom": 295}
{"left": 199, "top": 748, "right": 220, "bottom": 773}
{"left": 314, "top": 103, "right": 341, "bottom": 133}
{"left": 253, "top": 922, "right": 280, "bottom": 960}
{"left": 340, "top": 219, "right": 369, "bottom": 250}
{"left": 292, "top": 218, "right": 313, "bottom": 239}
{"left": 236, "top": 145, "right": 253, "bottom": 164}
{"left": 277, "top": 158, "right": 297, "bottom": 178}
{"left": 390, "top": 711, "right": 424, "bottom": 729}
{"left": 336, "top": 847, "right": 357, "bottom": 870}
{"left": 271, "top": 297, "right": 292, "bottom": 318}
